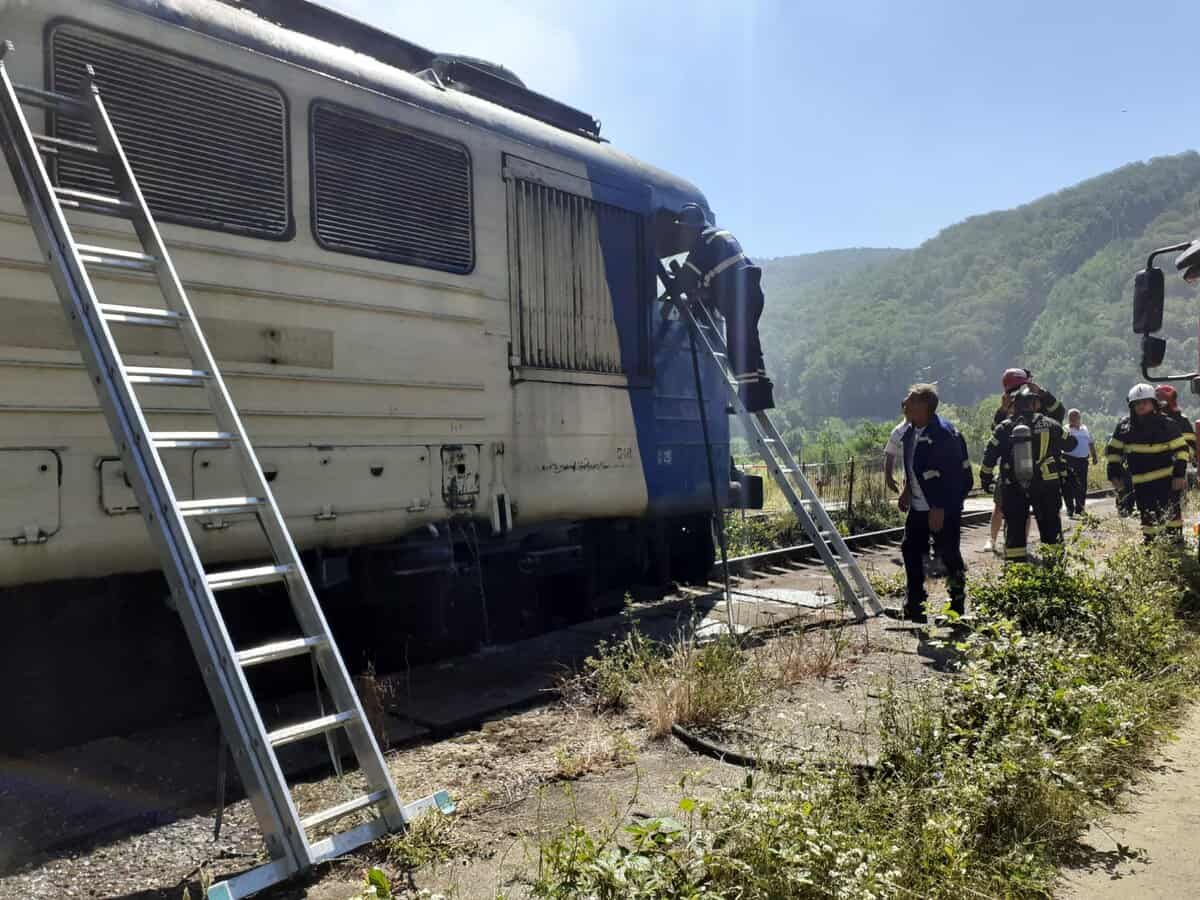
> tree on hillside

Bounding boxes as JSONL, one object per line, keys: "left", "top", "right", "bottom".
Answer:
{"left": 759, "top": 152, "right": 1200, "bottom": 422}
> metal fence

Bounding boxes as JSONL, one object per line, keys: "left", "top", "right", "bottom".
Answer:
{"left": 740, "top": 451, "right": 892, "bottom": 516}
{"left": 741, "top": 449, "right": 1113, "bottom": 518}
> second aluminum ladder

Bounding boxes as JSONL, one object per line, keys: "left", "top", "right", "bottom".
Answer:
{"left": 660, "top": 261, "right": 885, "bottom": 620}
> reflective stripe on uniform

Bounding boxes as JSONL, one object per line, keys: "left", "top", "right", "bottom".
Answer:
{"left": 979, "top": 465, "right": 994, "bottom": 476}
{"left": 1006, "top": 546, "right": 1027, "bottom": 559}
{"left": 1131, "top": 466, "right": 1175, "bottom": 485}
{"left": 1143, "top": 523, "right": 1165, "bottom": 535}
{"left": 1108, "top": 438, "right": 1126, "bottom": 450}
{"left": 683, "top": 260, "right": 702, "bottom": 276}
{"left": 1168, "top": 519, "right": 1184, "bottom": 528}
{"left": 704, "top": 230, "right": 733, "bottom": 245}
{"left": 702, "top": 252, "right": 746, "bottom": 286}
{"left": 1105, "top": 453, "right": 1123, "bottom": 463}
{"left": 923, "top": 470, "right": 941, "bottom": 480}
{"left": 1123, "top": 440, "right": 1182, "bottom": 453}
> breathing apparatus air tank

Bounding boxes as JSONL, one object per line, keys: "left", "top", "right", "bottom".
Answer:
{"left": 1012, "top": 422, "right": 1034, "bottom": 490}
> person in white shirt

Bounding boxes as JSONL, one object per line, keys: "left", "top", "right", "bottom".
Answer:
{"left": 883, "top": 401, "right": 911, "bottom": 493}
{"left": 1063, "top": 408, "right": 1098, "bottom": 516}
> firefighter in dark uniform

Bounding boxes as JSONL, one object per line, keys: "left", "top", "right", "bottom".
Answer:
{"left": 979, "top": 385, "right": 1076, "bottom": 563}
{"left": 1157, "top": 384, "right": 1195, "bottom": 534}
{"left": 1156, "top": 385, "right": 1196, "bottom": 463}
{"left": 672, "top": 203, "right": 775, "bottom": 412}
{"left": 994, "top": 368, "right": 1066, "bottom": 427}
{"left": 1106, "top": 383, "right": 1189, "bottom": 542}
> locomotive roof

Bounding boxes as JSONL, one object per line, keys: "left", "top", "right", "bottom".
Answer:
{"left": 107, "top": 0, "right": 708, "bottom": 220}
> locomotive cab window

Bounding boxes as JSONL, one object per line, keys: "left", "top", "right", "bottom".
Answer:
{"left": 48, "top": 23, "right": 291, "bottom": 240}
{"left": 310, "top": 103, "right": 474, "bottom": 274}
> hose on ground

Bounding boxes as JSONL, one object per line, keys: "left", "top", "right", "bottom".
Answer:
{"left": 670, "top": 722, "right": 877, "bottom": 784}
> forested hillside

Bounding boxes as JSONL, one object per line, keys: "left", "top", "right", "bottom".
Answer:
{"left": 760, "top": 152, "right": 1200, "bottom": 427}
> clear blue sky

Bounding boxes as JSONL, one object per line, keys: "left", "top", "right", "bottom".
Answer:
{"left": 327, "top": 0, "right": 1196, "bottom": 258}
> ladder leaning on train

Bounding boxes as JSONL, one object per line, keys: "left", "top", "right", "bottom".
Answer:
{"left": 0, "top": 42, "right": 450, "bottom": 900}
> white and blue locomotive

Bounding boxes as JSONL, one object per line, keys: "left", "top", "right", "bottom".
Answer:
{"left": 0, "top": 0, "right": 760, "bottom": 751}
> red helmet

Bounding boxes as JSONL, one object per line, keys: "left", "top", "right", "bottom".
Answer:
{"left": 1002, "top": 368, "right": 1031, "bottom": 393}
{"left": 1155, "top": 384, "right": 1179, "bottom": 409}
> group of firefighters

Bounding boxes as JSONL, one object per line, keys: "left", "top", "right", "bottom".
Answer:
{"left": 976, "top": 372, "right": 1196, "bottom": 559}
{"left": 882, "top": 371, "right": 1197, "bottom": 623}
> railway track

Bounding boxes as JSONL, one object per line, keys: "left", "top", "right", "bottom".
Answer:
{"left": 716, "top": 489, "right": 1113, "bottom": 580}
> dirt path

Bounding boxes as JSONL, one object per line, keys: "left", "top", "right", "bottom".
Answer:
{"left": 1058, "top": 704, "right": 1200, "bottom": 899}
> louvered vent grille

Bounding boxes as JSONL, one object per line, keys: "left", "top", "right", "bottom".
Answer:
{"left": 509, "top": 179, "right": 640, "bottom": 374}
{"left": 49, "top": 25, "right": 291, "bottom": 239}
{"left": 311, "top": 104, "right": 474, "bottom": 273}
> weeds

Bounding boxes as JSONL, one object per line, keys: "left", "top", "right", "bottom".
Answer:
{"left": 564, "top": 632, "right": 769, "bottom": 737}
{"left": 553, "top": 731, "right": 636, "bottom": 780}
{"left": 757, "top": 621, "right": 854, "bottom": 683}
{"left": 383, "top": 810, "right": 477, "bottom": 873}
{"left": 532, "top": 535, "right": 1200, "bottom": 898}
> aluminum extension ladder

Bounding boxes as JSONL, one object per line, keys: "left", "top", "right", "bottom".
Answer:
{"left": 0, "top": 45, "right": 445, "bottom": 899}
{"left": 660, "top": 261, "right": 884, "bottom": 620}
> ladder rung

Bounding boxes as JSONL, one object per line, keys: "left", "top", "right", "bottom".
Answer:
{"left": 14, "top": 84, "right": 87, "bottom": 115}
{"left": 237, "top": 635, "right": 326, "bottom": 668}
{"left": 177, "top": 496, "right": 265, "bottom": 518}
{"left": 125, "top": 365, "right": 209, "bottom": 387}
{"left": 99, "top": 303, "right": 184, "bottom": 328}
{"left": 206, "top": 563, "right": 292, "bottom": 592}
{"left": 151, "top": 431, "right": 234, "bottom": 449}
{"left": 76, "top": 242, "right": 157, "bottom": 272}
{"left": 301, "top": 790, "right": 389, "bottom": 831}
{"left": 268, "top": 710, "right": 356, "bottom": 748}
{"left": 54, "top": 187, "right": 134, "bottom": 217}
{"left": 32, "top": 133, "right": 102, "bottom": 157}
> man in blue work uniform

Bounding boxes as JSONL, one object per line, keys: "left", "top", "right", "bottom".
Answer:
{"left": 672, "top": 203, "right": 775, "bottom": 412}
{"left": 898, "top": 383, "right": 971, "bottom": 623}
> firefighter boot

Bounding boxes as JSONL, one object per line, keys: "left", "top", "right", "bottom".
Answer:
{"left": 741, "top": 378, "right": 775, "bottom": 413}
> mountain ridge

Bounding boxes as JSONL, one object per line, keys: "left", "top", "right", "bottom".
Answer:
{"left": 755, "top": 151, "right": 1200, "bottom": 425}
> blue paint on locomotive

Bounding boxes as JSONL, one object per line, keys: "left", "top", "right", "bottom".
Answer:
{"left": 588, "top": 172, "right": 731, "bottom": 518}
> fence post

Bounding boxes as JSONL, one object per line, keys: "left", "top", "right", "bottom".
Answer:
{"left": 846, "top": 456, "right": 856, "bottom": 519}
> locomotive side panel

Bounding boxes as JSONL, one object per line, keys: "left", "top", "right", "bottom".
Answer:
{"left": 0, "top": 0, "right": 699, "bottom": 589}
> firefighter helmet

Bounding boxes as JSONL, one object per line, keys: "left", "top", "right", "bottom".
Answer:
{"left": 1156, "top": 384, "right": 1179, "bottom": 409}
{"left": 674, "top": 202, "right": 711, "bottom": 229}
{"left": 1002, "top": 368, "right": 1032, "bottom": 393}
{"left": 1176, "top": 239, "right": 1200, "bottom": 284}
{"left": 1013, "top": 384, "right": 1040, "bottom": 413}
{"left": 1128, "top": 383, "right": 1157, "bottom": 405}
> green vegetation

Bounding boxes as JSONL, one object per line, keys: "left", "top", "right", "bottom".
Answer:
{"left": 530, "top": 538, "right": 1200, "bottom": 899}
{"left": 759, "top": 152, "right": 1200, "bottom": 425}
{"left": 567, "top": 631, "right": 769, "bottom": 738}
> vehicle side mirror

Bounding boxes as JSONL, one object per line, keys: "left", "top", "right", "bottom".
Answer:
{"left": 1142, "top": 334, "right": 1167, "bottom": 370}
{"left": 1133, "top": 267, "right": 1164, "bottom": 334}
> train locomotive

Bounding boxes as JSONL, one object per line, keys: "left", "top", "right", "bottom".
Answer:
{"left": 0, "top": 0, "right": 760, "bottom": 753}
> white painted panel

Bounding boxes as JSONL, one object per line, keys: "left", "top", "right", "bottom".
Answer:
{"left": 0, "top": 450, "right": 59, "bottom": 542}
{"left": 193, "top": 445, "right": 434, "bottom": 522}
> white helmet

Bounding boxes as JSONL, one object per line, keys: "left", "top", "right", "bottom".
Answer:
{"left": 1128, "top": 382, "right": 1157, "bottom": 404}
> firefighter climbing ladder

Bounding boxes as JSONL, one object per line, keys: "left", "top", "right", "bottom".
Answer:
{"left": 659, "top": 262, "right": 885, "bottom": 621}
{"left": 0, "top": 45, "right": 448, "bottom": 899}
